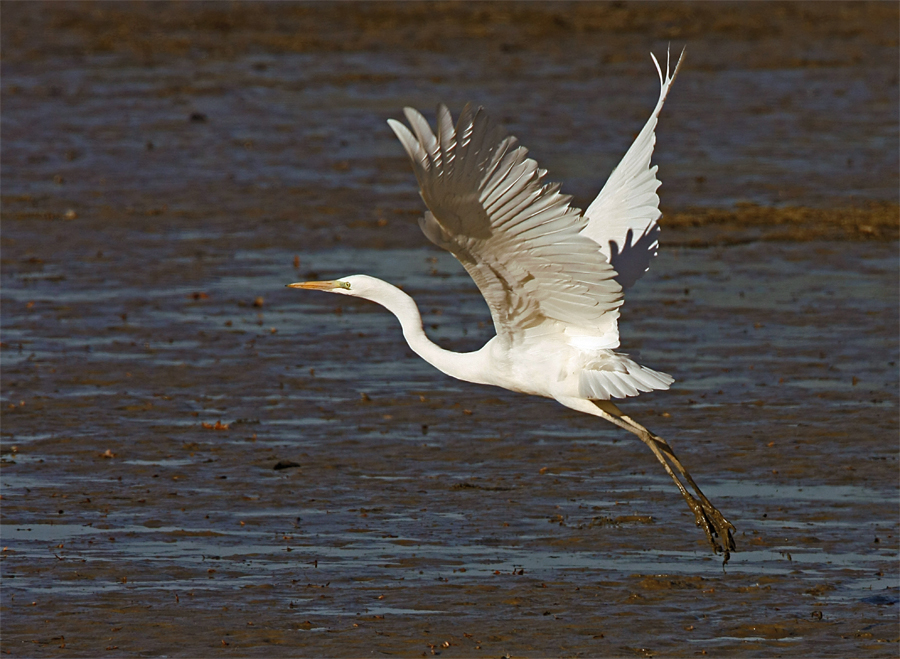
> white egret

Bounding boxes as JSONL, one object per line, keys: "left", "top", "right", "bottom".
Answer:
{"left": 289, "top": 50, "right": 735, "bottom": 556}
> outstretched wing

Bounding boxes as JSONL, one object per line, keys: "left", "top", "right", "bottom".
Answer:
{"left": 388, "top": 104, "right": 622, "bottom": 347}
{"left": 581, "top": 48, "right": 684, "bottom": 290}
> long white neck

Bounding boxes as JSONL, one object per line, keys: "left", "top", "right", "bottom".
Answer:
{"left": 354, "top": 278, "right": 493, "bottom": 386}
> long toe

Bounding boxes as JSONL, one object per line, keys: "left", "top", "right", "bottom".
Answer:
{"left": 703, "top": 505, "right": 736, "bottom": 557}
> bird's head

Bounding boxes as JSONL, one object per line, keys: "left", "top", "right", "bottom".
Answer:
{"left": 286, "top": 274, "right": 384, "bottom": 299}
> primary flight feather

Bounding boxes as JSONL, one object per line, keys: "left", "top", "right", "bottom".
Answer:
{"left": 289, "top": 49, "right": 736, "bottom": 556}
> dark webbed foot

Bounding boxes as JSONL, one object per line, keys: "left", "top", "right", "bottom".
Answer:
{"left": 683, "top": 490, "right": 736, "bottom": 559}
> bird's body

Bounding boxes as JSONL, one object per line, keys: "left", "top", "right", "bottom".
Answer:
{"left": 290, "top": 50, "right": 736, "bottom": 556}
{"left": 342, "top": 274, "right": 670, "bottom": 401}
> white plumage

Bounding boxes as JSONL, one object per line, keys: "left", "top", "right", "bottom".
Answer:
{"left": 382, "top": 51, "right": 684, "bottom": 401}
{"left": 584, "top": 50, "right": 682, "bottom": 289}
{"left": 290, "top": 49, "right": 736, "bottom": 556}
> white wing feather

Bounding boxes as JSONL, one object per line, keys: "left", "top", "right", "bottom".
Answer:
{"left": 578, "top": 355, "right": 674, "bottom": 400}
{"left": 388, "top": 104, "right": 623, "bottom": 347}
{"left": 582, "top": 48, "right": 685, "bottom": 290}
{"left": 387, "top": 54, "right": 680, "bottom": 399}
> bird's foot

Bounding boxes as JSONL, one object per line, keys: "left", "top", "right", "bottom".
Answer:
{"left": 685, "top": 493, "right": 736, "bottom": 560}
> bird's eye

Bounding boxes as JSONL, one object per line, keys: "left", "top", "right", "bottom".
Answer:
{"left": 339, "top": 281, "right": 351, "bottom": 290}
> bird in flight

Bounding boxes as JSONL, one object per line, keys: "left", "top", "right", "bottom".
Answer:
{"left": 289, "top": 50, "right": 735, "bottom": 556}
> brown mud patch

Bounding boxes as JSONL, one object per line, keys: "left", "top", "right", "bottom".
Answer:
{"left": 663, "top": 202, "right": 900, "bottom": 246}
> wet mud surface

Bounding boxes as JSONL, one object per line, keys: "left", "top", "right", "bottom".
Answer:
{"left": 2, "top": 2, "right": 898, "bottom": 657}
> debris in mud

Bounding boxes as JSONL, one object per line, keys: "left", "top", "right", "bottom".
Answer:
{"left": 450, "top": 482, "right": 513, "bottom": 491}
{"left": 637, "top": 575, "right": 705, "bottom": 591}
{"left": 201, "top": 421, "right": 230, "bottom": 430}
{"left": 590, "top": 515, "right": 654, "bottom": 527}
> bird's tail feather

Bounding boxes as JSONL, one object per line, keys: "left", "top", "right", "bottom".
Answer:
{"left": 578, "top": 358, "right": 674, "bottom": 400}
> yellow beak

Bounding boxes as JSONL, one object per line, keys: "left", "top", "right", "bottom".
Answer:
{"left": 286, "top": 280, "right": 350, "bottom": 291}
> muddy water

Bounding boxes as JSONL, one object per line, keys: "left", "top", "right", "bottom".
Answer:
{"left": 2, "top": 3, "right": 898, "bottom": 657}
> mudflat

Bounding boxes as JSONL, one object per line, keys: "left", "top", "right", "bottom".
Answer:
{"left": 2, "top": 3, "right": 897, "bottom": 656}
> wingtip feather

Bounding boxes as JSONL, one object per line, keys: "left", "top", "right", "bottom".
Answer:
{"left": 388, "top": 118, "right": 427, "bottom": 168}
{"left": 650, "top": 52, "right": 663, "bottom": 85}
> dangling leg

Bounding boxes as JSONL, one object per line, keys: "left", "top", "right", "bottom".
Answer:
{"left": 592, "top": 400, "right": 736, "bottom": 556}
{"left": 557, "top": 396, "right": 735, "bottom": 556}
